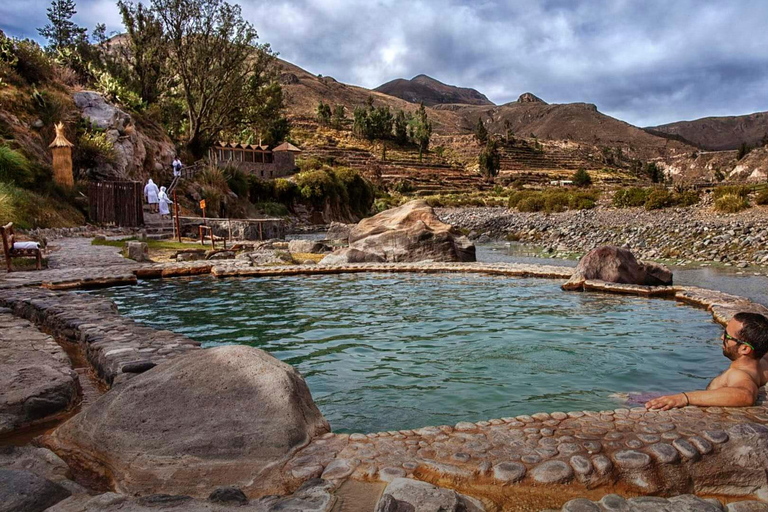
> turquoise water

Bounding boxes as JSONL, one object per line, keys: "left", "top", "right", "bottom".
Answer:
{"left": 93, "top": 274, "right": 723, "bottom": 433}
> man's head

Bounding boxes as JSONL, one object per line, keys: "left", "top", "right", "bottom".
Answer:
{"left": 722, "top": 313, "right": 768, "bottom": 361}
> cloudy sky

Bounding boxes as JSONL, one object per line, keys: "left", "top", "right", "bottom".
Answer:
{"left": 2, "top": 0, "right": 766, "bottom": 126}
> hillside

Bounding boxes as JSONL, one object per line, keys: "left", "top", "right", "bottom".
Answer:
{"left": 435, "top": 94, "right": 695, "bottom": 162}
{"left": 647, "top": 111, "right": 768, "bottom": 151}
{"left": 373, "top": 74, "right": 494, "bottom": 107}
{"left": 278, "top": 60, "right": 464, "bottom": 133}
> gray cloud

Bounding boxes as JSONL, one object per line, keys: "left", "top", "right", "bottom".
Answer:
{"left": 2, "top": 0, "right": 766, "bottom": 126}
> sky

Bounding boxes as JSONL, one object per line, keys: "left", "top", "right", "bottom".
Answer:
{"left": 2, "top": 0, "right": 766, "bottom": 127}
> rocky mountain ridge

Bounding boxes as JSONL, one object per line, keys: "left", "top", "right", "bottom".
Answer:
{"left": 647, "top": 111, "right": 768, "bottom": 151}
{"left": 374, "top": 74, "right": 494, "bottom": 107}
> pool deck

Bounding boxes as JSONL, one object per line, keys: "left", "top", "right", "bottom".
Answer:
{"left": 4, "top": 237, "right": 768, "bottom": 510}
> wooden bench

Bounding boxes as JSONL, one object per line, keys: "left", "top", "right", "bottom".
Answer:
{"left": 1, "top": 222, "right": 43, "bottom": 272}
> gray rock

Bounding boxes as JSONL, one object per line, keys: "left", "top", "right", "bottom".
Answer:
{"left": 562, "top": 498, "right": 600, "bottom": 512}
{"left": 598, "top": 494, "right": 631, "bottom": 511}
{"left": 668, "top": 495, "right": 725, "bottom": 512}
{"left": 44, "top": 345, "right": 330, "bottom": 498}
{"left": 563, "top": 246, "right": 672, "bottom": 290}
{"left": 74, "top": 91, "right": 131, "bottom": 132}
{"left": 288, "top": 239, "right": 331, "bottom": 254}
{"left": 125, "top": 241, "right": 149, "bottom": 262}
{"left": 208, "top": 487, "right": 247, "bottom": 504}
{"left": 647, "top": 442, "right": 681, "bottom": 464}
{"left": 0, "top": 469, "right": 71, "bottom": 512}
{"left": 531, "top": 460, "right": 574, "bottom": 484}
{"left": 0, "top": 314, "right": 78, "bottom": 435}
{"left": 492, "top": 462, "right": 526, "bottom": 483}
{"left": 612, "top": 450, "right": 652, "bottom": 469}
{"left": 319, "top": 247, "right": 386, "bottom": 265}
{"left": 374, "top": 478, "right": 484, "bottom": 512}
{"left": 726, "top": 503, "right": 768, "bottom": 512}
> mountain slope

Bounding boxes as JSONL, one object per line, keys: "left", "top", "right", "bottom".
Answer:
{"left": 373, "top": 74, "right": 493, "bottom": 107}
{"left": 647, "top": 111, "right": 768, "bottom": 151}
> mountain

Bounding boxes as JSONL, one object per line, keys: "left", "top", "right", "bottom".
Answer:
{"left": 433, "top": 94, "right": 692, "bottom": 160}
{"left": 647, "top": 111, "right": 768, "bottom": 151}
{"left": 374, "top": 74, "right": 494, "bottom": 107}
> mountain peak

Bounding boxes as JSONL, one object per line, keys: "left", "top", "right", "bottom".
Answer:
{"left": 374, "top": 75, "right": 494, "bottom": 107}
{"left": 517, "top": 92, "right": 546, "bottom": 104}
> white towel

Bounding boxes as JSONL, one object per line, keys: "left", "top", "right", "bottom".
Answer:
{"left": 13, "top": 241, "right": 40, "bottom": 250}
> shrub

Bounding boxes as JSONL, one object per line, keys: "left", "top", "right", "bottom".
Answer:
{"left": 756, "top": 189, "right": 768, "bottom": 206}
{"left": 295, "top": 167, "right": 343, "bottom": 205}
{"left": 73, "top": 130, "right": 115, "bottom": 173}
{"left": 223, "top": 166, "right": 248, "bottom": 198}
{"left": 613, "top": 187, "right": 651, "bottom": 208}
{"left": 197, "top": 167, "right": 229, "bottom": 193}
{"left": 572, "top": 168, "right": 592, "bottom": 187}
{"left": 675, "top": 190, "right": 701, "bottom": 207}
{"left": 254, "top": 201, "right": 289, "bottom": 217}
{"left": 296, "top": 157, "right": 324, "bottom": 172}
{"left": 517, "top": 195, "right": 545, "bottom": 212}
{"left": 335, "top": 166, "right": 374, "bottom": 217}
{"left": 393, "top": 179, "right": 414, "bottom": 194}
{"left": 11, "top": 39, "right": 53, "bottom": 84}
{"left": 713, "top": 185, "right": 750, "bottom": 200}
{"left": 0, "top": 145, "right": 32, "bottom": 186}
{"left": 644, "top": 189, "right": 672, "bottom": 210}
{"left": 273, "top": 178, "right": 298, "bottom": 203}
{"left": 714, "top": 193, "right": 750, "bottom": 213}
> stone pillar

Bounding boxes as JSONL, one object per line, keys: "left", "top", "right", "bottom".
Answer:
{"left": 49, "top": 122, "right": 74, "bottom": 187}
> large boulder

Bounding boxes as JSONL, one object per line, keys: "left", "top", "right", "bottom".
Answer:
{"left": 319, "top": 247, "right": 385, "bottom": 265}
{"left": 0, "top": 313, "right": 79, "bottom": 435}
{"left": 73, "top": 91, "right": 174, "bottom": 180}
{"left": 288, "top": 239, "right": 331, "bottom": 254}
{"left": 562, "top": 246, "right": 673, "bottom": 291}
{"left": 43, "top": 345, "right": 330, "bottom": 498}
{"left": 322, "top": 200, "right": 475, "bottom": 263}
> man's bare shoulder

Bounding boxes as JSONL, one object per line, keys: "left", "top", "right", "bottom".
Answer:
{"left": 722, "top": 367, "right": 761, "bottom": 389}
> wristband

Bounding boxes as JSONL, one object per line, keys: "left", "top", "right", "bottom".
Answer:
{"left": 682, "top": 392, "right": 690, "bottom": 406}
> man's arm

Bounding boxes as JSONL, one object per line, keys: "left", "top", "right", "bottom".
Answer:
{"left": 646, "top": 371, "right": 757, "bottom": 411}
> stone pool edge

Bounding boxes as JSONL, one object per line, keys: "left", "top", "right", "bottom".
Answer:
{"left": 4, "top": 261, "right": 768, "bottom": 507}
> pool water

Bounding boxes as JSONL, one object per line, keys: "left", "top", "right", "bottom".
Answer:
{"left": 93, "top": 273, "right": 723, "bottom": 433}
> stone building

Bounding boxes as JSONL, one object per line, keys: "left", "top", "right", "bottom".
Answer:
{"left": 209, "top": 142, "right": 302, "bottom": 179}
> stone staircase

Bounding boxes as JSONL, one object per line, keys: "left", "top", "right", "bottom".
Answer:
{"left": 143, "top": 206, "right": 175, "bottom": 240}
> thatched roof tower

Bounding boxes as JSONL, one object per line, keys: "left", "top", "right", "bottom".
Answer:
{"left": 49, "top": 122, "right": 74, "bottom": 186}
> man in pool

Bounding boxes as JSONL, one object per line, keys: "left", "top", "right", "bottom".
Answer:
{"left": 646, "top": 312, "right": 768, "bottom": 411}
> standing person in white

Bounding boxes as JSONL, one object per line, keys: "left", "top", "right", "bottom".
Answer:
{"left": 158, "top": 186, "right": 173, "bottom": 218}
{"left": 172, "top": 157, "right": 183, "bottom": 178}
{"left": 144, "top": 179, "right": 160, "bottom": 213}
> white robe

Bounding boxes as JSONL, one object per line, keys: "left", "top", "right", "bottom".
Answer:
{"left": 144, "top": 181, "right": 160, "bottom": 204}
{"left": 158, "top": 190, "right": 172, "bottom": 215}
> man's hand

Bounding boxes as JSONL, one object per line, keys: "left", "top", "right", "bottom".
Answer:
{"left": 645, "top": 393, "right": 688, "bottom": 411}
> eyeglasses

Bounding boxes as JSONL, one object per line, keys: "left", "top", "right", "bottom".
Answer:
{"left": 722, "top": 329, "right": 755, "bottom": 351}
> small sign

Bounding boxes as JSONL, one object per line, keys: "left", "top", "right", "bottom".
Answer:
{"left": 199, "top": 199, "right": 206, "bottom": 209}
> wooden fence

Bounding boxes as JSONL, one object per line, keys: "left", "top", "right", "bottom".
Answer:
{"left": 89, "top": 181, "right": 144, "bottom": 227}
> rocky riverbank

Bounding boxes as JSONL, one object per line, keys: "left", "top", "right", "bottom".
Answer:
{"left": 437, "top": 206, "right": 768, "bottom": 268}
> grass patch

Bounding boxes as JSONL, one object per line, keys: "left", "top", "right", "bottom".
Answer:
{"left": 91, "top": 237, "right": 203, "bottom": 251}
{"left": 291, "top": 252, "right": 324, "bottom": 263}
{"left": 508, "top": 189, "right": 600, "bottom": 213}
{"left": 714, "top": 193, "right": 750, "bottom": 213}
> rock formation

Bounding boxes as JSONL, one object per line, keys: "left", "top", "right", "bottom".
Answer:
{"left": 375, "top": 478, "right": 485, "bottom": 511}
{"left": 562, "top": 246, "right": 673, "bottom": 291}
{"left": 320, "top": 200, "right": 475, "bottom": 264}
{"left": 73, "top": 91, "right": 175, "bottom": 181}
{"left": 43, "top": 345, "right": 330, "bottom": 498}
{"left": 0, "top": 312, "right": 79, "bottom": 435}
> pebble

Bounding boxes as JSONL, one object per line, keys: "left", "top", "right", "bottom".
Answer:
{"left": 673, "top": 438, "right": 701, "bottom": 460}
{"left": 647, "top": 443, "right": 680, "bottom": 464}
{"left": 612, "top": 450, "right": 652, "bottom": 470}
{"left": 531, "top": 460, "right": 574, "bottom": 484}
{"left": 492, "top": 462, "right": 527, "bottom": 483}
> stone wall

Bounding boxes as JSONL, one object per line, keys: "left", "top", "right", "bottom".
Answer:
{"left": 179, "top": 217, "right": 286, "bottom": 241}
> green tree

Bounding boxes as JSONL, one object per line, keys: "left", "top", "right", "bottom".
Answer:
{"left": 408, "top": 103, "right": 432, "bottom": 162}
{"left": 316, "top": 101, "right": 331, "bottom": 125}
{"left": 644, "top": 162, "right": 664, "bottom": 183}
{"left": 474, "top": 117, "right": 488, "bottom": 144}
{"left": 352, "top": 101, "right": 393, "bottom": 140}
{"left": 38, "top": 0, "right": 87, "bottom": 51}
{"left": 479, "top": 139, "right": 501, "bottom": 182}
{"left": 503, "top": 119, "right": 512, "bottom": 143}
{"left": 572, "top": 168, "right": 592, "bottom": 187}
{"left": 737, "top": 142, "right": 752, "bottom": 160}
{"left": 152, "top": 0, "right": 285, "bottom": 157}
{"left": 117, "top": 0, "right": 169, "bottom": 105}
{"left": 393, "top": 109, "right": 409, "bottom": 145}
{"left": 331, "top": 104, "right": 346, "bottom": 129}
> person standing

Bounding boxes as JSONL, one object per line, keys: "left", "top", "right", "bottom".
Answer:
{"left": 172, "top": 156, "right": 183, "bottom": 178}
{"left": 158, "top": 186, "right": 173, "bottom": 218}
{"left": 144, "top": 178, "right": 160, "bottom": 213}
